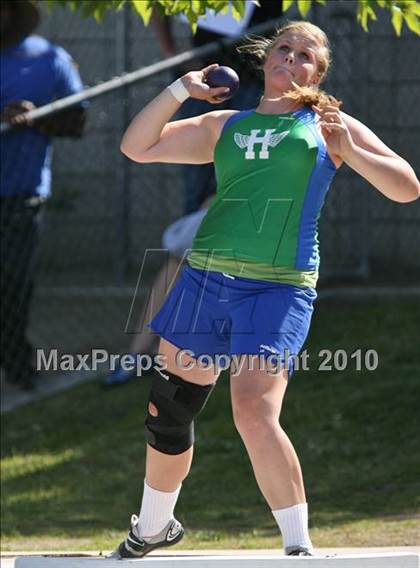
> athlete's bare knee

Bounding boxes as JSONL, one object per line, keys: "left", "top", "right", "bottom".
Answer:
{"left": 148, "top": 402, "right": 158, "bottom": 417}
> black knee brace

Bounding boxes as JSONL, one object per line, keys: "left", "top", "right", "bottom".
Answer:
{"left": 145, "top": 370, "right": 215, "bottom": 455}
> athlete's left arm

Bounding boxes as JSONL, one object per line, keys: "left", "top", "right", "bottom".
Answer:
{"left": 341, "top": 112, "right": 419, "bottom": 203}
{"left": 313, "top": 105, "right": 420, "bottom": 203}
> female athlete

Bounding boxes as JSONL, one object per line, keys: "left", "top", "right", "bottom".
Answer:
{"left": 111, "top": 21, "right": 419, "bottom": 558}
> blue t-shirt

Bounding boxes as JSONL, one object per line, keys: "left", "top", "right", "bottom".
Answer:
{"left": 0, "top": 35, "right": 85, "bottom": 198}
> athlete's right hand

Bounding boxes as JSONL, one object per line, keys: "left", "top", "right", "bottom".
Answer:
{"left": 181, "top": 64, "right": 230, "bottom": 104}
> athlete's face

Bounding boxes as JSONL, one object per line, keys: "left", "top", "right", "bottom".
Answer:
{"left": 263, "top": 31, "right": 321, "bottom": 92}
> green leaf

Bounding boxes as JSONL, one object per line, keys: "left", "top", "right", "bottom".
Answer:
{"left": 91, "top": 0, "right": 109, "bottom": 22}
{"left": 231, "top": 0, "right": 246, "bottom": 21}
{"left": 206, "top": 0, "right": 227, "bottom": 7}
{"left": 297, "top": 0, "right": 312, "bottom": 17}
{"left": 199, "top": 0, "right": 210, "bottom": 15}
{"left": 189, "top": 13, "right": 199, "bottom": 34}
{"left": 76, "top": 0, "right": 109, "bottom": 18}
{"left": 181, "top": 1, "right": 202, "bottom": 31}
{"left": 391, "top": 6, "right": 403, "bottom": 35}
{"left": 192, "top": 0, "right": 202, "bottom": 12}
{"left": 79, "top": 1, "right": 98, "bottom": 18}
{"left": 283, "top": 0, "right": 295, "bottom": 11}
{"left": 357, "top": 5, "right": 368, "bottom": 31}
{"left": 368, "top": 5, "right": 377, "bottom": 20}
{"left": 37, "top": 0, "right": 420, "bottom": 37}
{"left": 406, "top": 1, "right": 420, "bottom": 17}
{"left": 131, "top": 0, "right": 153, "bottom": 25}
{"left": 357, "top": 1, "right": 377, "bottom": 32}
{"left": 111, "top": 0, "right": 126, "bottom": 10}
{"left": 403, "top": 11, "right": 420, "bottom": 34}
{"left": 203, "top": 0, "right": 231, "bottom": 13}
{"left": 156, "top": 0, "right": 180, "bottom": 16}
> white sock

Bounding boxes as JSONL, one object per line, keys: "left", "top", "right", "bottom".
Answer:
{"left": 137, "top": 480, "right": 182, "bottom": 538}
{"left": 272, "top": 502, "right": 313, "bottom": 553}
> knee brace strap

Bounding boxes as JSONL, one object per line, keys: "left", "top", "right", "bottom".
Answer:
{"left": 145, "top": 370, "right": 215, "bottom": 455}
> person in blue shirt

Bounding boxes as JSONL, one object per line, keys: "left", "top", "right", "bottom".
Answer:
{"left": 0, "top": 0, "right": 87, "bottom": 390}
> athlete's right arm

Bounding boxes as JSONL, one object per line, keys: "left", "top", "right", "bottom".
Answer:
{"left": 120, "top": 65, "right": 230, "bottom": 164}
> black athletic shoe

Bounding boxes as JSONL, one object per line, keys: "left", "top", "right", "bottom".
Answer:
{"left": 286, "top": 546, "right": 314, "bottom": 556}
{"left": 108, "top": 514, "right": 184, "bottom": 559}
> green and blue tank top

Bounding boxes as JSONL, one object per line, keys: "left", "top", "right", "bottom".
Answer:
{"left": 187, "top": 107, "right": 337, "bottom": 288}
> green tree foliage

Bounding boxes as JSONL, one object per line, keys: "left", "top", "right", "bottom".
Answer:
{"left": 43, "top": 0, "right": 420, "bottom": 36}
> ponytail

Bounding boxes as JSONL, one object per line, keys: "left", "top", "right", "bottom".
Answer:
{"left": 283, "top": 83, "right": 342, "bottom": 110}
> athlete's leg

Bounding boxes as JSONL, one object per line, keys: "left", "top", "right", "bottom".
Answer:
{"left": 230, "top": 362, "right": 305, "bottom": 509}
{"left": 112, "top": 338, "right": 222, "bottom": 556}
{"left": 145, "top": 337, "right": 221, "bottom": 492}
{"left": 230, "top": 361, "right": 312, "bottom": 554}
{"left": 114, "top": 265, "right": 229, "bottom": 556}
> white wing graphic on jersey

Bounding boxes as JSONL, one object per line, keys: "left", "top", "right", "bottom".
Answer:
{"left": 268, "top": 130, "right": 290, "bottom": 147}
{"left": 233, "top": 132, "right": 249, "bottom": 149}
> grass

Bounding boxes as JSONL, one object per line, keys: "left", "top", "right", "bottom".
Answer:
{"left": 1, "top": 299, "right": 420, "bottom": 552}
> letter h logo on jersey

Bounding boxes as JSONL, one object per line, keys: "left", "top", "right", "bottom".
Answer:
{"left": 234, "top": 129, "right": 289, "bottom": 160}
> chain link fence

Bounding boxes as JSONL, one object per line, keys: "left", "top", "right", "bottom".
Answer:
{"left": 314, "top": 2, "right": 420, "bottom": 283}
{"left": 2, "top": 1, "right": 419, "bottom": 380}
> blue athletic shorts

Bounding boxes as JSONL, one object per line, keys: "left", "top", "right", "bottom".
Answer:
{"left": 148, "top": 264, "right": 317, "bottom": 379}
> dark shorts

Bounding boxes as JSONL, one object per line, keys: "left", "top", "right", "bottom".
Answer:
{"left": 148, "top": 265, "right": 317, "bottom": 379}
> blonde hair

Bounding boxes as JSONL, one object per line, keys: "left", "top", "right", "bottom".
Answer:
{"left": 237, "top": 21, "right": 342, "bottom": 109}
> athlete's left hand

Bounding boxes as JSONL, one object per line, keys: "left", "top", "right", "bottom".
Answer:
{"left": 0, "top": 100, "right": 36, "bottom": 128}
{"left": 312, "top": 104, "right": 354, "bottom": 159}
